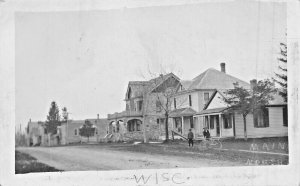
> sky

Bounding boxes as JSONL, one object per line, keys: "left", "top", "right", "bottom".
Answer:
{"left": 15, "top": 1, "right": 287, "bottom": 130}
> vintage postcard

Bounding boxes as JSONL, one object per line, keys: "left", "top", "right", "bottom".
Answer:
{"left": 0, "top": 0, "right": 299, "bottom": 185}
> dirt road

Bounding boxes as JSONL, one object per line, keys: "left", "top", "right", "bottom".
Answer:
{"left": 16, "top": 144, "right": 241, "bottom": 171}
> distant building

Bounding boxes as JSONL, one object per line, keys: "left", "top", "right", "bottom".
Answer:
{"left": 26, "top": 116, "right": 109, "bottom": 146}
{"left": 26, "top": 119, "right": 48, "bottom": 146}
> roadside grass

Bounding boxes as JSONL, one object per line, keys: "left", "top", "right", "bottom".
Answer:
{"left": 101, "top": 137, "right": 289, "bottom": 166}
{"left": 15, "top": 150, "right": 61, "bottom": 174}
{"left": 220, "top": 137, "right": 288, "bottom": 153}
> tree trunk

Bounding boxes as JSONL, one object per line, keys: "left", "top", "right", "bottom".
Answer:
{"left": 165, "top": 114, "right": 169, "bottom": 142}
{"left": 243, "top": 115, "right": 247, "bottom": 141}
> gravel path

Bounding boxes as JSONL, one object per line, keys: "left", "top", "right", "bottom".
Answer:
{"left": 16, "top": 145, "right": 241, "bottom": 171}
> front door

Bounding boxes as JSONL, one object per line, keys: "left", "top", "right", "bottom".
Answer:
{"left": 216, "top": 116, "right": 220, "bottom": 136}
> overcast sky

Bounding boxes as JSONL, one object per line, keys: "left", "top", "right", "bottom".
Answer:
{"left": 15, "top": 1, "right": 286, "bottom": 129}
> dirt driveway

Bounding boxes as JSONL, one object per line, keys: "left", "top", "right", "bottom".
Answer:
{"left": 16, "top": 144, "right": 241, "bottom": 171}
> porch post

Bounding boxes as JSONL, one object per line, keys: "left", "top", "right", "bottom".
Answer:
{"left": 181, "top": 116, "right": 184, "bottom": 135}
{"left": 219, "top": 114, "right": 222, "bottom": 138}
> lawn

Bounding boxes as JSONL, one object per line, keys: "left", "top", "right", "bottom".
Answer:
{"left": 86, "top": 137, "right": 289, "bottom": 166}
{"left": 15, "top": 150, "right": 61, "bottom": 174}
{"left": 220, "top": 137, "right": 288, "bottom": 153}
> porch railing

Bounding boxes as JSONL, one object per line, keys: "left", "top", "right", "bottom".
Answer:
{"left": 108, "top": 110, "right": 143, "bottom": 120}
{"left": 171, "top": 130, "right": 188, "bottom": 141}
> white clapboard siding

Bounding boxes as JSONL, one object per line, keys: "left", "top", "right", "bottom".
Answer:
{"left": 235, "top": 107, "right": 288, "bottom": 138}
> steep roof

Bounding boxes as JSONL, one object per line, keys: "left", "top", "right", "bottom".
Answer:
{"left": 187, "top": 68, "right": 250, "bottom": 90}
{"left": 125, "top": 73, "right": 180, "bottom": 99}
{"left": 180, "top": 80, "right": 193, "bottom": 90}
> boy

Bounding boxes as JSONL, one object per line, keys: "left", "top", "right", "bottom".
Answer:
{"left": 187, "top": 129, "right": 194, "bottom": 147}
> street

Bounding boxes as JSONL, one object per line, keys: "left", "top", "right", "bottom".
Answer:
{"left": 16, "top": 144, "right": 242, "bottom": 171}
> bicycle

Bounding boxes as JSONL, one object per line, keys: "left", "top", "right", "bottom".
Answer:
{"left": 199, "top": 137, "right": 222, "bottom": 150}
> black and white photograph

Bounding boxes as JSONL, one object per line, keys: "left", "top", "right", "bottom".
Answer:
{"left": 1, "top": 0, "right": 300, "bottom": 185}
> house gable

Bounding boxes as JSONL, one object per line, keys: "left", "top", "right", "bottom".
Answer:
{"left": 205, "top": 91, "right": 229, "bottom": 110}
{"left": 151, "top": 76, "right": 180, "bottom": 93}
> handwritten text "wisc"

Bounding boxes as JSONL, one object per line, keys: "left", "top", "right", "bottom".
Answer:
{"left": 134, "top": 173, "right": 186, "bottom": 185}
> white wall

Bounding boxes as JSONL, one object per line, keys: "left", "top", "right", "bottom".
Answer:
{"left": 235, "top": 107, "right": 288, "bottom": 138}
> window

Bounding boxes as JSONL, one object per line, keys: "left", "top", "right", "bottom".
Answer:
{"left": 128, "top": 119, "right": 142, "bottom": 132}
{"left": 254, "top": 107, "right": 269, "bottom": 128}
{"left": 283, "top": 107, "right": 288, "bottom": 126}
{"left": 175, "top": 118, "right": 181, "bottom": 128}
{"left": 95, "top": 128, "right": 98, "bottom": 135}
{"left": 174, "top": 98, "right": 177, "bottom": 109}
{"left": 189, "top": 95, "right": 192, "bottom": 107}
{"left": 44, "top": 128, "right": 47, "bottom": 134}
{"left": 74, "top": 129, "right": 77, "bottom": 135}
{"left": 138, "top": 100, "right": 143, "bottom": 111}
{"left": 204, "top": 93, "right": 210, "bottom": 103}
{"left": 126, "top": 103, "right": 129, "bottom": 111}
{"left": 156, "top": 100, "right": 161, "bottom": 112}
{"left": 127, "top": 87, "right": 132, "bottom": 99}
{"left": 157, "top": 118, "right": 160, "bottom": 124}
{"left": 128, "top": 123, "right": 134, "bottom": 132}
{"left": 223, "top": 114, "right": 232, "bottom": 129}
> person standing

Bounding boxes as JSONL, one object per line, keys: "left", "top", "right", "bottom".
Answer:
{"left": 203, "top": 128, "right": 211, "bottom": 140}
{"left": 187, "top": 129, "right": 194, "bottom": 147}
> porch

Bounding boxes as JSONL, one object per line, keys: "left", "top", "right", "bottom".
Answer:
{"left": 169, "top": 108, "right": 197, "bottom": 137}
{"left": 194, "top": 107, "right": 234, "bottom": 138}
{"left": 107, "top": 115, "right": 144, "bottom": 141}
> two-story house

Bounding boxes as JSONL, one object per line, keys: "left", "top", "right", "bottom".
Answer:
{"left": 107, "top": 73, "right": 181, "bottom": 142}
{"left": 168, "top": 63, "right": 250, "bottom": 138}
{"left": 194, "top": 82, "right": 288, "bottom": 139}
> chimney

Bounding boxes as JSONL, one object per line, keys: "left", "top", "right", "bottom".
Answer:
{"left": 29, "top": 118, "right": 31, "bottom": 123}
{"left": 97, "top": 114, "right": 99, "bottom": 120}
{"left": 250, "top": 79, "right": 257, "bottom": 89}
{"left": 220, "top": 63, "right": 226, "bottom": 73}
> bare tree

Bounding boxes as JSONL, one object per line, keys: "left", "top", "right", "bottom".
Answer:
{"left": 140, "top": 65, "right": 184, "bottom": 142}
